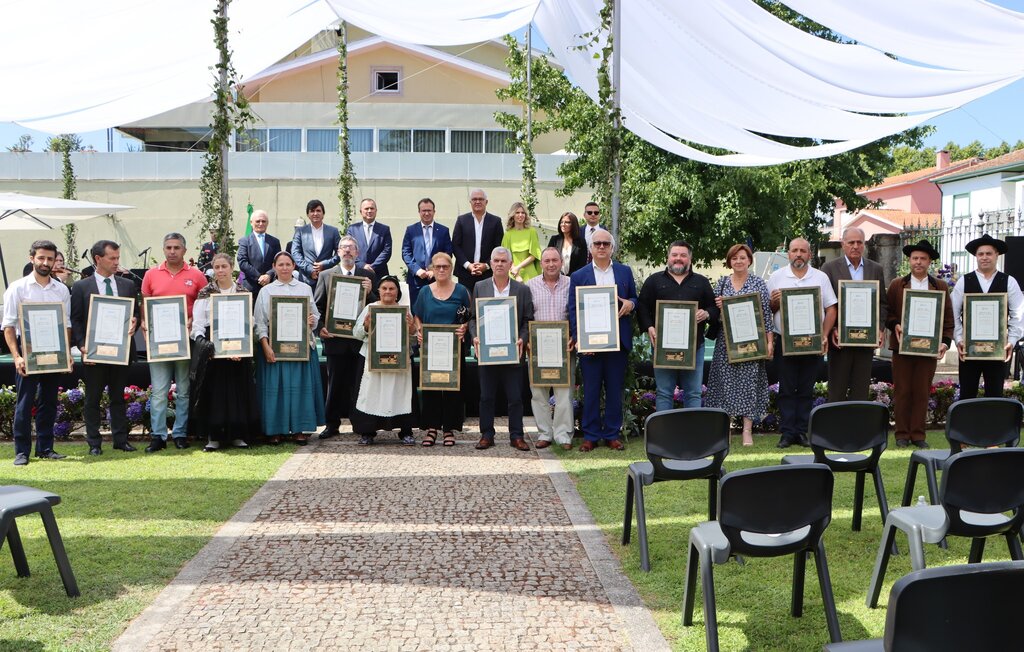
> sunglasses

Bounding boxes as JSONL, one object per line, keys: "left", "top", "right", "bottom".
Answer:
{"left": 592, "top": 241, "right": 612, "bottom": 248}
{"left": 585, "top": 210, "right": 600, "bottom": 215}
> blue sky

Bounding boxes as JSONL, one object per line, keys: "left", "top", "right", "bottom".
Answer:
{"left": 3, "top": 2, "right": 1023, "bottom": 154}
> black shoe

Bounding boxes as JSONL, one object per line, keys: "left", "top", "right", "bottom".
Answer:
{"left": 895, "top": 439, "right": 911, "bottom": 448}
{"left": 145, "top": 438, "right": 167, "bottom": 453}
{"left": 35, "top": 450, "right": 66, "bottom": 460}
{"left": 89, "top": 446, "right": 102, "bottom": 456}
{"left": 318, "top": 428, "right": 340, "bottom": 440}
{"left": 357, "top": 434, "right": 374, "bottom": 445}
{"left": 777, "top": 437, "right": 794, "bottom": 449}
{"left": 912, "top": 440, "right": 930, "bottom": 449}
{"left": 113, "top": 443, "right": 137, "bottom": 452}
{"left": 173, "top": 438, "right": 190, "bottom": 449}
{"left": 796, "top": 435, "right": 810, "bottom": 447}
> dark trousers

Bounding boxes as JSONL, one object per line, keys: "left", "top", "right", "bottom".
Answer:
{"left": 827, "top": 346, "right": 873, "bottom": 402}
{"left": 892, "top": 353, "right": 937, "bottom": 442}
{"left": 579, "top": 350, "right": 628, "bottom": 442}
{"left": 958, "top": 359, "right": 1005, "bottom": 400}
{"left": 83, "top": 363, "right": 130, "bottom": 448}
{"left": 324, "top": 351, "right": 364, "bottom": 430}
{"left": 478, "top": 363, "right": 524, "bottom": 441}
{"left": 13, "top": 372, "right": 60, "bottom": 457}
{"left": 775, "top": 334, "right": 821, "bottom": 441}
{"left": 419, "top": 390, "right": 465, "bottom": 431}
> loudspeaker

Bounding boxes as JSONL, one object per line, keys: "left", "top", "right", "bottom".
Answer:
{"left": 1005, "top": 237, "right": 1024, "bottom": 290}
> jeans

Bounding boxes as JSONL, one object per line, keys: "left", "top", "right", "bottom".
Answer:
{"left": 13, "top": 372, "right": 60, "bottom": 457}
{"left": 149, "top": 359, "right": 191, "bottom": 439}
{"left": 653, "top": 340, "right": 705, "bottom": 411}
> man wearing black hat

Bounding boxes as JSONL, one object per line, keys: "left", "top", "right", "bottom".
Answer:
{"left": 885, "top": 240, "right": 953, "bottom": 448}
{"left": 951, "top": 233, "right": 1024, "bottom": 400}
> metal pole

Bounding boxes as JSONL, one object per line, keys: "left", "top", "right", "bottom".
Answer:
{"left": 526, "top": 25, "right": 533, "bottom": 145}
{"left": 611, "top": 0, "right": 622, "bottom": 239}
{"left": 218, "top": 0, "right": 230, "bottom": 238}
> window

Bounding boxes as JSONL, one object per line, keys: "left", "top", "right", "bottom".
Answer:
{"left": 235, "top": 128, "right": 267, "bottom": 152}
{"left": 349, "top": 128, "right": 373, "bottom": 152}
{"left": 378, "top": 129, "right": 411, "bottom": 152}
{"left": 952, "top": 193, "right": 971, "bottom": 219}
{"left": 413, "top": 130, "right": 445, "bottom": 153}
{"left": 450, "top": 130, "right": 483, "bottom": 153}
{"left": 485, "top": 130, "right": 516, "bottom": 154}
{"left": 372, "top": 68, "right": 401, "bottom": 95}
{"left": 268, "top": 128, "right": 301, "bottom": 152}
{"left": 306, "top": 129, "right": 339, "bottom": 152}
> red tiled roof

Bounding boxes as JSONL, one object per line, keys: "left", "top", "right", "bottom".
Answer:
{"left": 930, "top": 148, "right": 1024, "bottom": 183}
{"left": 857, "top": 209, "right": 940, "bottom": 228}
{"left": 859, "top": 157, "right": 978, "bottom": 194}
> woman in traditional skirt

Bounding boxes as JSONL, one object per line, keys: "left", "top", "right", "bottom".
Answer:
{"left": 254, "top": 251, "right": 325, "bottom": 445}
{"left": 189, "top": 253, "right": 260, "bottom": 451}
{"left": 350, "top": 276, "right": 416, "bottom": 445}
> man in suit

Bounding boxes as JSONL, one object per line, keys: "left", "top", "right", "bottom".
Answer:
{"left": 469, "top": 246, "right": 534, "bottom": 451}
{"left": 313, "top": 235, "right": 377, "bottom": 439}
{"left": 821, "top": 227, "right": 889, "bottom": 402}
{"left": 70, "top": 240, "right": 140, "bottom": 455}
{"left": 402, "top": 197, "right": 453, "bottom": 306}
{"left": 451, "top": 188, "right": 503, "bottom": 291}
{"left": 347, "top": 198, "right": 392, "bottom": 278}
{"left": 292, "top": 199, "right": 341, "bottom": 287}
{"left": 236, "top": 209, "right": 281, "bottom": 299}
{"left": 886, "top": 240, "right": 953, "bottom": 448}
{"left": 568, "top": 231, "right": 639, "bottom": 452}
{"left": 581, "top": 201, "right": 605, "bottom": 252}
{"left": 196, "top": 229, "right": 218, "bottom": 278}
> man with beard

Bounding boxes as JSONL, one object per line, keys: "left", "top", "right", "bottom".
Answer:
{"left": 2, "top": 240, "right": 72, "bottom": 466}
{"left": 767, "top": 238, "right": 837, "bottom": 448}
{"left": 638, "top": 240, "right": 717, "bottom": 410}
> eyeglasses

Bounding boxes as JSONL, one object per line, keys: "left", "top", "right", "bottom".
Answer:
{"left": 592, "top": 241, "right": 612, "bottom": 248}
{"left": 433, "top": 264, "right": 451, "bottom": 270}
{"left": 585, "top": 210, "right": 600, "bottom": 215}
{"left": 470, "top": 198, "right": 486, "bottom": 202}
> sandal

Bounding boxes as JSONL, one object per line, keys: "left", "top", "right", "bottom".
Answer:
{"left": 422, "top": 430, "right": 438, "bottom": 447}
{"left": 443, "top": 431, "right": 456, "bottom": 447}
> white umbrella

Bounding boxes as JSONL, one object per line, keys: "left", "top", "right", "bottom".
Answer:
{"left": 0, "top": 192, "right": 134, "bottom": 285}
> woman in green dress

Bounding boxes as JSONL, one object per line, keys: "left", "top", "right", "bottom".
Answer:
{"left": 501, "top": 201, "right": 541, "bottom": 282}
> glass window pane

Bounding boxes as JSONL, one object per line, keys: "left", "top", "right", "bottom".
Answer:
{"left": 235, "top": 128, "right": 267, "bottom": 152}
{"left": 485, "top": 130, "right": 515, "bottom": 154}
{"left": 413, "top": 130, "right": 445, "bottom": 153}
{"left": 379, "top": 129, "right": 411, "bottom": 153}
{"left": 268, "top": 128, "right": 301, "bottom": 152}
{"left": 953, "top": 194, "right": 970, "bottom": 218}
{"left": 349, "top": 129, "right": 373, "bottom": 152}
{"left": 450, "top": 130, "right": 482, "bottom": 153}
{"left": 374, "top": 70, "right": 400, "bottom": 93}
{"left": 306, "top": 129, "right": 339, "bottom": 152}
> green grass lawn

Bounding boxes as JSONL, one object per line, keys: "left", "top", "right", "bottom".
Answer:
{"left": 0, "top": 442, "right": 292, "bottom": 652}
{"left": 553, "top": 431, "right": 1020, "bottom": 651}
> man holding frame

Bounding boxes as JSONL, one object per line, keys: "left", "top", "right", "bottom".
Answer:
{"left": 951, "top": 233, "right": 1024, "bottom": 400}
{"left": 469, "top": 246, "right": 534, "bottom": 451}
{"left": 70, "top": 240, "right": 140, "bottom": 455}
{"left": 2, "top": 239, "right": 71, "bottom": 466}
{"left": 527, "top": 247, "right": 574, "bottom": 450}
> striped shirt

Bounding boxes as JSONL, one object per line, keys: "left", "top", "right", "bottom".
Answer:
{"left": 527, "top": 274, "right": 570, "bottom": 321}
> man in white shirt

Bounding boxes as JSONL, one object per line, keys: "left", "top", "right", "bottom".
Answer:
{"left": 527, "top": 248, "right": 574, "bottom": 449}
{"left": 2, "top": 240, "right": 72, "bottom": 466}
{"left": 581, "top": 202, "right": 604, "bottom": 260}
{"left": 451, "top": 189, "right": 503, "bottom": 291}
{"left": 767, "top": 238, "right": 838, "bottom": 448}
{"left": 292, "top": 199, "right": 341, "bottom": 286}
{"left": 345, "top": 198, "right": 393, "bottom": 278}
{"left": 951, "top": 233, "right": 1024, "bottom": 400}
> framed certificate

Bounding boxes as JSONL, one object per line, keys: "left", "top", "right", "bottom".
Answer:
{"left": 143, "top": 295, "right": 190, "bottom": 362}
{"left": 780, "top": 287, "right": 823, "bottom": 356}
{"left": 17, "top": 302, "right": 71, "bottom": 375}
{"left": 838, "top": 280, "right": 880, "bottom": 348}
{"left": 528, "top": 321, "right": 571, "bottom": 387}
{"left": 899, "top": 289, "right": 945, "bottom": 357}
{"left": 324, "top": 274, "right": 366, "bottom": 339}
{"left": 368, "top": 305, "right": 409, "bottom": 371}
{"left": 420, "top": 324, "right": 461, "bottom": 390}
{"left": 575, "top": 285, "right": 620, "bottom": 353}
{"left": 476, "top": 296, "right": 520, "bottom": 365}
{"left": 963, "top": 293, "right": 1007, "bottom": 360}
{"left": 653, "top": 300, "right": 698, "bottom": 369}
{"left": 83, "top": 294, "right": 133, "bottom": 365}
{"left": 269, "top": 295, "right": 310, "bottom": 361}
{"left": 210, "top": 293, "right": 253, "bottom": 358}
{"left": 720, "top": 293, "right": 770, "bottom": 363}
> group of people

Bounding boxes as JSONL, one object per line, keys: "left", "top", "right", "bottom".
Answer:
{"left": 4, "top": 189, "right": 1020, "bottom": 464}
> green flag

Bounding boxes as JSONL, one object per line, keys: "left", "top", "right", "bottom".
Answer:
{"left": 244, "top": 202, "right": 254, "bottom": 237}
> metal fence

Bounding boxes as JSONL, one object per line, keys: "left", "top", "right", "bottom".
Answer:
{"left": 900, "top": 208, "right": 1023, "bottom": 276}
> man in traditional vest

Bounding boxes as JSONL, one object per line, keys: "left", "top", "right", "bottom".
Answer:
{"left": 951, "top": 233, "right": 1024, "bottom": 399}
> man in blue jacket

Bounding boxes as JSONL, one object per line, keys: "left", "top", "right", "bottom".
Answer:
{"left": 402, "top": 198, "right": 452, "bottom": 306}
{"left": 347, "top": 198, "right": 392, "bottom": 279}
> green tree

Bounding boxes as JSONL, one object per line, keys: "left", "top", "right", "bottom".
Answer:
{"left": 46, "top": 135, "right": 80, "bottom": 261}
{"left": 889, "top": 144, "right": 937, "bottom": 175}
{"left": 45, "top": 133, "right": 87, "bottom": 152}
{"left": 6, "top": 134, "right": 33, "bottom": 152}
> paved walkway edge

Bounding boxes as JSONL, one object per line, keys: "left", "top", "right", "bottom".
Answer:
{"left": 111, "top": 445, "right": 313, "bottom": 652}
{"left": 535, "top": 447, "right": 672, "bottom": 652}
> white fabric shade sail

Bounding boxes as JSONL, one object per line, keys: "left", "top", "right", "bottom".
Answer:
{"left": 0, "top": 0, "right": 1022, "bottom": 165}
{"left": 0, "top": 193, "right": 134, "bottom": 231}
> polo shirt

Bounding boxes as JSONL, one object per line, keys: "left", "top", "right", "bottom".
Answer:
{"left": 141, "top": 262, "right": 208, "bottom": 316}
{"left": 766, "top": 264, "right": 838, "bottom": 334}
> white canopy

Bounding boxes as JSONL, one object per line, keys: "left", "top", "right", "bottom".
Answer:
{"left": 1, "top": 0, "right": 1022, "bottom": 165}
{"left": 0, "top": 193, "right": 134, "bottom": 231}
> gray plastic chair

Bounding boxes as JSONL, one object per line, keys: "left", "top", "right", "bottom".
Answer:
{"left": 0, "top": 485, "right": 79, "bottom": 597}
{"left": 622, "top": 408, "right": 730, "bottom": 572}
{"left": 682, "top": 463, "right": 841, "bottom": 651}
{"left": 824, "top": 561, "right": 1024, "bottom": 651}
{"left": 900, "top": 398, "right": 1022, "bottom": 507}
{"left": 866, "top": 448, "right": 1024, "bottom": 608}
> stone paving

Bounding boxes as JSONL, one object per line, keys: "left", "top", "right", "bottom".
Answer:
{"left": 114, "top": 422, "right": 668, "bottom": 651}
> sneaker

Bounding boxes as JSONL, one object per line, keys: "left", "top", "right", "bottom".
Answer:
{"left": 400, "top": 434, "right": 416, "bottom": 446}
{"left": 13, "top": 453, "right": 28, "bottom": 466}
{"left": 35, "top": 450, "right": 66, "bottom": 460}
{"left": 358, "top": 434, "right": 374, "bottom": 446}
{"left": 231, "top": 439, "right": 249, "bottom": 448}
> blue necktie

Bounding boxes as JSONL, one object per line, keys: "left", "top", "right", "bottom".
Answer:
{"left": 257, "top": 234, "right": 265, "bottom": 256}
